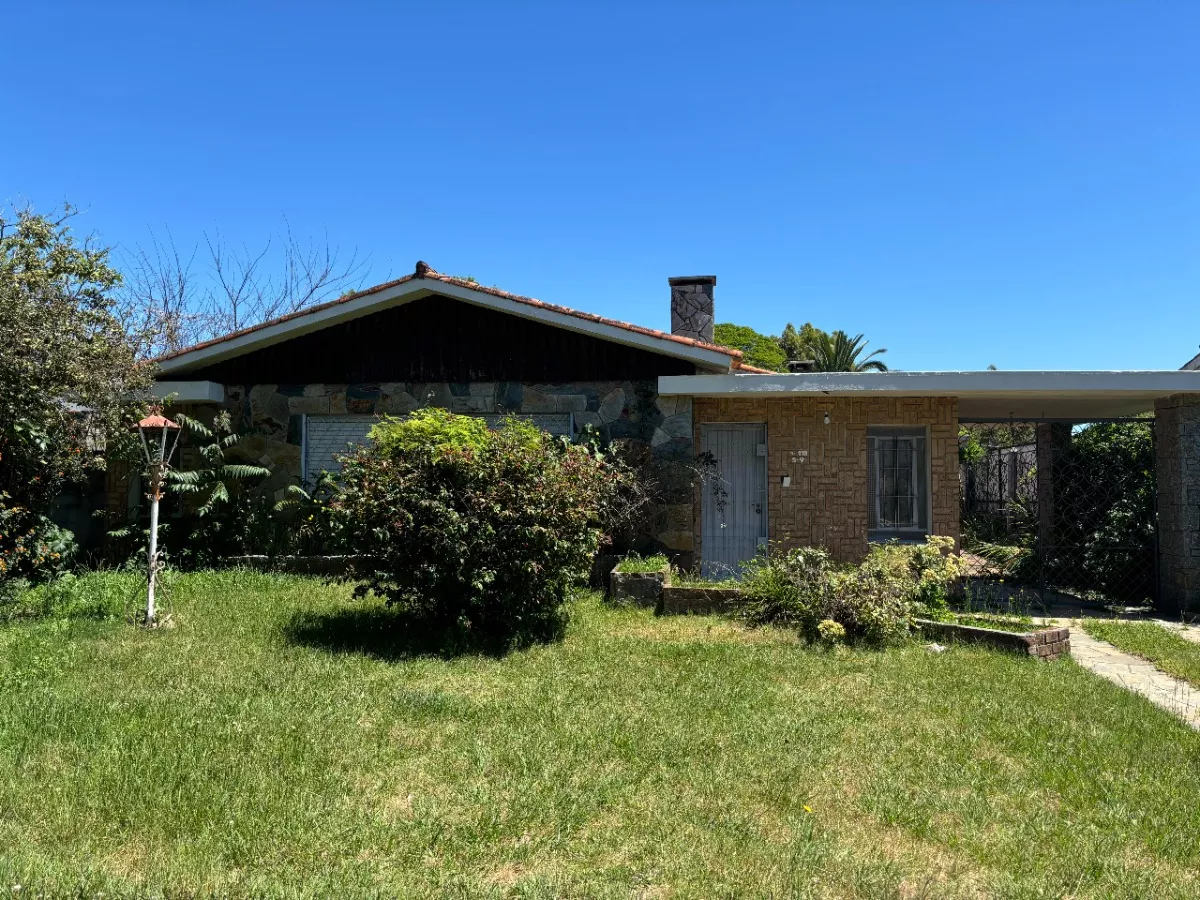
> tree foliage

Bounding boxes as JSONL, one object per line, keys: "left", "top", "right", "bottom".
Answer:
{"left": 715, "top": 321, "right": 888, "bottom": 372}
{"left": 806, "top": 330, "right": 889, "bottom": 372}
{"left": 712, "top": 323, "right": 788, "bottom": 372}
{"left": 0, "top": 205, "right": 150, "bottom": 592}
{"left": 333, "top": 409, "right": 639, "bottom": 651}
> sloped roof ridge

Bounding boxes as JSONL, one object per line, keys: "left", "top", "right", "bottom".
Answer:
{"left": 155, "top": 261, "right": 743, "bottom": 363}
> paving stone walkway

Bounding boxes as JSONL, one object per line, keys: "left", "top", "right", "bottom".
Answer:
{"left": 1067, "top": 627, "right": 1200, "bottom": 729}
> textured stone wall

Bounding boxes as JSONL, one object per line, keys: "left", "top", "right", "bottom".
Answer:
{"left": 692, "top": 396, "right": 960, "bottom": 564}
{"left": 123, "top": 380, "right": 695, "bottom": 562}
{"left": 668, "top": 276, "right": 716, "bottom": 344}
{"left": 1155, "top": 393, "right": 1200, "bottom": 613}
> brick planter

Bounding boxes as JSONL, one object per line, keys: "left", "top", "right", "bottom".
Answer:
{"left": 659, "top": 585, "right": 743, "bottom": 616}
{"left": 609, "top": 567, "right": 669, "bottom": 607}
{"left": 917, "top": 618, "right": 1071, "bottom": 661}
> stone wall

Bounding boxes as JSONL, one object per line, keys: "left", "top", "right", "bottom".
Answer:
{"left": 121, "top": 380, "right": 695, "bottom": 564}
{"left": 1155, "top": 393, "right": 1200, "bottom": 613}
{"left": 692, "top": 396, "right": 960, "bottom": 563}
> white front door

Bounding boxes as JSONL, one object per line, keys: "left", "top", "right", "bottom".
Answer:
{"left": 700, "top": 423, "right": 768, "bottom": 579}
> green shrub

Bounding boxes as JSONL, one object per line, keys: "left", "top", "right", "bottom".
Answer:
{"left": 333, "top": 410, "right": 636, "bottom": 651}
{"left": 735, "top": 537, "right": 963, "bottom": 646}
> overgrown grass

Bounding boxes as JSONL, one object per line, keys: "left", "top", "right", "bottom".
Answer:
{"left": 0, "top": 569, "right": 138, "bottom": 622}
{"left": 612, "top": 553, "right": 669, "bottom": 574}
{"left": 2, "top": 570, "right": 1200, "bottom": 897}
{"left": 1085, "top": 618, "right": 1200, "bottom": 688}
{"left": 951, "top": 612, "right": 1041, "bottom": 634}
{"left": 668, "top": 568, "right": 733, "bottom": 588}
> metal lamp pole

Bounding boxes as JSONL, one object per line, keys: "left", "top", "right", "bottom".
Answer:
{"left": 135, "top": 409, "right": 181, "bottom": 625}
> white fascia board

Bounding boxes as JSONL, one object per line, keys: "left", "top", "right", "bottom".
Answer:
{"left": 152, "top": 380, "right": 225, "bottom": 403}
{"left": 157, "top": 280, "right": 735, "bottom": 375}
{"left": 659, "top": 370, "right": 1200, "bottom": 398}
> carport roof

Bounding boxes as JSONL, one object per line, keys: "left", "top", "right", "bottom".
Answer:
{"left": 658, "top": 371, "right": 1200, "bottom": 421}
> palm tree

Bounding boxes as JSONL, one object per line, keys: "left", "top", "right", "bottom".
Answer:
{"left": 807, "top": 330, "right": 888, "bottom": 372}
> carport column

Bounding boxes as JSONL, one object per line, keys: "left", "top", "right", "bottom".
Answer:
{"left": 1155, "top": 394, "right": 1200, "bottom": 613}
{"left": 1035, "top": 423, "right": 1071, "bottom": 552}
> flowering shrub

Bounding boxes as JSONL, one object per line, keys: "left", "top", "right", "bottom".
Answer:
{"left": 0, "top": 495, "right": 77, "bottom": 602}
{"left": 333, "top": 409, "right": 637, "bottom": 650}
{"left": 735, "top": 536, "right": 964, "bottom": 646}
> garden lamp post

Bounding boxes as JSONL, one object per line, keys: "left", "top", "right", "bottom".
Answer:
{"left": 134, "top": 408, "right": 181, "bottom": 625}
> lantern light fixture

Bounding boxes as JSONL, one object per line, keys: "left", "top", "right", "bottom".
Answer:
{"left": 132, "top": 407, "right": 182, "bottom": 625}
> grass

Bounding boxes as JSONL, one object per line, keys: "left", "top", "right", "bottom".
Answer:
{"left": 2, "top": 571, "right": 1200, "bottom": 898}
{"left": 950, "top": 612, "right": 1042, "bottom": 634}
{"left": 612, "top": 553, "right": 669, "bottom": 574}
{"left": 1084, "top": 618, "right": 1200, "bottom": 688}
{"left": 667, "top": 569, "right": 735, "bottom": 588}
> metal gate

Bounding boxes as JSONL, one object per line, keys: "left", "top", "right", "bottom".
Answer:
{"left": 959, "top": 419, "right": 1157, "bottom": 612}
{"left": 700, "top": 423, "right": 768, "bottom": 579}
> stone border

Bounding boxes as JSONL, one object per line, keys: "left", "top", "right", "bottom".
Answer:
{"left": 659, "top": 585, "right": 743, "bottom": 616}
{"left": 917, "top": 618, "right": 1071, "bottom": 661}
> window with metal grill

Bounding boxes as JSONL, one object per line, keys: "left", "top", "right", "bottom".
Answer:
{"left": 867, "top": 426, "right": 930, "bottom": 542}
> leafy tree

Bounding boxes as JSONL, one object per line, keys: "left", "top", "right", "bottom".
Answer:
{"left": 0, "top": 206, "right": 150, "bottom": 595}
{"left": 806, "top": 330, "right": 889, "bottom": 372}
{"left": 712, "top": 323, "right": 787, "bottom": 371}
{"left": 779, "top": 322, "right": 827, "bottom": 363}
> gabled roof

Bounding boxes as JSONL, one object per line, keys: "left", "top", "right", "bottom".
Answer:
{"left": 156, "top": 261, "right": 746, "bottom": 376}
{"left": 1183, "top": 350, "right": 1200, "bottom": 371}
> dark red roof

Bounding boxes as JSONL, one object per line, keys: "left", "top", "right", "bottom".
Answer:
{"left": 156, "top": 263, "right": 744, "bottom": 365}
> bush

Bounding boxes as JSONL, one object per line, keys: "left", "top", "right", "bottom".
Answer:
{"left": 333, "top": 409, "right": 636, "bottom": 651}
{"left": 735, "top": 537, "right": 963, "bottom": 646}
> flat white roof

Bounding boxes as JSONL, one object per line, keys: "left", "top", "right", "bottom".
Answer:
{"left": 659, "top": 371, "right": 1200, "bottom": 420}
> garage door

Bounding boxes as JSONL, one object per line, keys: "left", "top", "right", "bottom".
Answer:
{"left": 303, "top": 415, "right": 374, "bottom": 480}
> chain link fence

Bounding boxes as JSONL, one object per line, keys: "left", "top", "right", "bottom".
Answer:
{"left": 959, "top": 419, "right": 1157, "bottom": 613}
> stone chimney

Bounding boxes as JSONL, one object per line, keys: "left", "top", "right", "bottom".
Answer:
{"left": 669, "top": 276, "right": 716, "bottom": 344}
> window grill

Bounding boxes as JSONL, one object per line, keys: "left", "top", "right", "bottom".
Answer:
{"left": 867, "top": 427, "right": 929, "bottom": 540}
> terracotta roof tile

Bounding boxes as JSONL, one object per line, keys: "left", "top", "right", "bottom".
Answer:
{"left": 156, "top": 263, "right": 742, "bottom": 364}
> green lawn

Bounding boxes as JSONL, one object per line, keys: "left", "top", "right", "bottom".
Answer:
{"left": 2, "top": 571, "right": 1200, "bottom": 898}
{"left": 1085, "top": 618, "right": 1200, "bottom": 689}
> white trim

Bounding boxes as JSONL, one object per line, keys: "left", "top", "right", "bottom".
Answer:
{"left": 156, "top": 279, "right": 736, "bottom": 375}
{"left": 659, "top": 371, "right": 1200, "bottom": 420}
{"left": 151, "top": 380, "right": 224, "bottom": 403}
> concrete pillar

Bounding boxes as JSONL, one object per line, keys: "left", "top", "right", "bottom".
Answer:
{"left": 1035, "top": 423, "right": 1071, "bottom": 551}
{"left": 1155, "top": 394, "right": 1200, "bottom": 613}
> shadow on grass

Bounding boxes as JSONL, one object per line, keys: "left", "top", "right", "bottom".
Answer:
{"left": 280, "top": 604, "right": 566, "bottom": 661}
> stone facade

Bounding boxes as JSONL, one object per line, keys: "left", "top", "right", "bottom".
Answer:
{"left": 116, "top": 380, "right": 696, "bottom": 564}
{"left": 668, "top": 276, "right": 716, "bottom": 344}
{"left": 1155, "top": 393, "right": 1200, "bottom": 613}
{"left": 692, "top": 396, "right": 960, "bottom": 564}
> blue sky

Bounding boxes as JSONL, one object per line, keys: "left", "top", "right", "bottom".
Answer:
{"left": 4, "top": 2, "right": 1198, "bottom": 370}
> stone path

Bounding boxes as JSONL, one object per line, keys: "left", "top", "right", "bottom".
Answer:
{"left": 1067, "top": 627, "right": 1200, "bottom": 729}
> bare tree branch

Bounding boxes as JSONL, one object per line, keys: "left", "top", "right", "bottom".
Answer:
{"left": 119, "top": 218, "right": 371, "bottom": 359}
